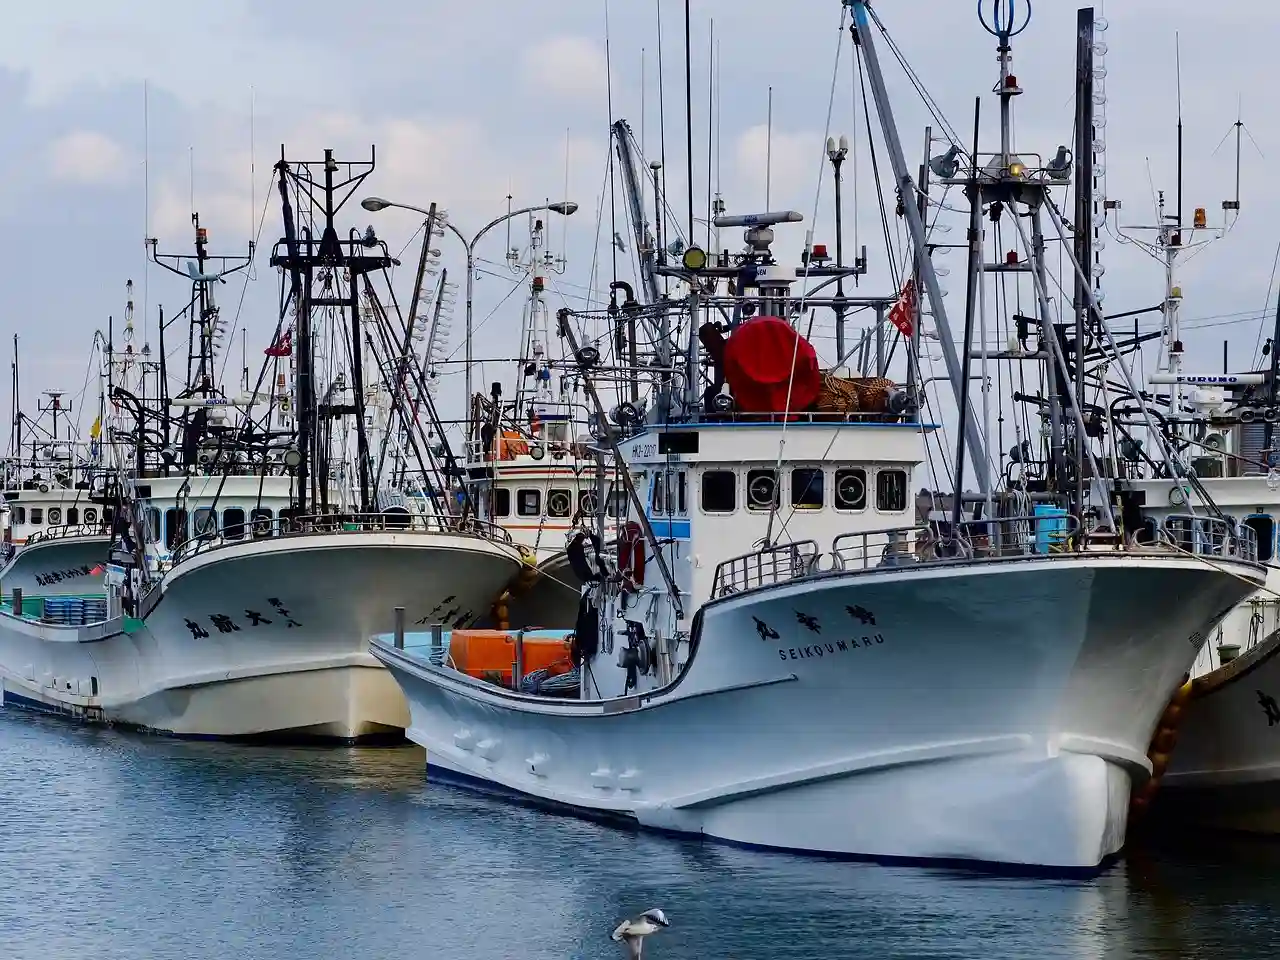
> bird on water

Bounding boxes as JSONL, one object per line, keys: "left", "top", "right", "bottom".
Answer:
{"left": 611, "top": 908, "right": 670, "bottom": 959}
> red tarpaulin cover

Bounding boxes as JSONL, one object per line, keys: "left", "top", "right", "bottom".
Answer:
{"left": 722, "top": 316, "right": 821, "bottom": 414}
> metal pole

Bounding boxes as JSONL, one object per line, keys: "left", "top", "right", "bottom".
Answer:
{"left": 464, "top": 248, "right": 475, "bottom": 443}
{"left": 851, "top": 2, "right": 990, "bottom": 495}
{"left": 1072, "top": 7, "right": 1095, "bottom": 522}
{"left": 513, "top": 628, "right": 526, "bottom": 692}
{"left": 833, "top": 152, "right": 847, "bottom": 361}
{"left": 951, "top": 98, "right": 983, "bottom": 533}
{"left": 394, "top": 605, "right": 405, "bottom": 649}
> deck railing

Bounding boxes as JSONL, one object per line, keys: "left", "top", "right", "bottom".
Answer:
{"left": 1160, "top": 513, "right": 1258, "bottom": 563}
{"left": 711, "top": 540, "right": 820, "bottom": 597}
{"left": 167, "top": 511, "right": 515, "bottom": 567}
{"left": 25, "top": 523, "right": 107, "bottom": 546}
{"left": 711, "top": 511, "right": 1260, "bottom": 599}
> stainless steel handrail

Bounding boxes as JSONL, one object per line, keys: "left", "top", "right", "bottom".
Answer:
{"left": 25, "top": 523, "right": 107, "bottom": 546}
{"left": 711, "top": 511, "right": 1260, "bottom": 600}
{"left": 166, "top": 510, "right": 516, "bottom": 567}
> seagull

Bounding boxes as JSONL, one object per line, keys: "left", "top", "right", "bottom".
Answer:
{"left": 611, "top": 908, "right": 669, "bottom": 959}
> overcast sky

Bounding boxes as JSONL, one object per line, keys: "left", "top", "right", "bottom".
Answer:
{"left": 1, "top": 0, "right": 1273, "bottom": 461}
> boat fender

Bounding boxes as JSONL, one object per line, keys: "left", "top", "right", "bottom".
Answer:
{"left": 618, "top": 521, "right": 646, "bottom": 590}
{"left": 567, "top": 530, "right": 605, "bottom": 583}
{"left": 571, "top": 597, "right": 600, "bottom": 663}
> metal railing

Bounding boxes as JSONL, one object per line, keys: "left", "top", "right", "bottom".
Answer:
{"left": 710, "top": 511, "right": 1261, "bottom": 600}
{"left": 25, "top": 523, "right": 108, "bottom": 546}
{"left": 1160, "top": 513, "right": 1259, "bottom": 564}
{"left": 711, "top": 540, "right": 820, "bottom": 596}
{"left": 167, "top": 510, "right": 516, "bottom": 566}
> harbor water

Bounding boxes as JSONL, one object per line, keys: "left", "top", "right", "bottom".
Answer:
{"left": 3, "top": 708, "right": 1279, "bottom": 959}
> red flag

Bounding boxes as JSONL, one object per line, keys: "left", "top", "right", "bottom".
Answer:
{"left": 89, "top": 564, "right": 105, "bottom": 576}
{"left": 264, "top": 328, "right": 293, "bottom": 357}
{"left": 887, "top": 279, "right": 917, "bottom": 338}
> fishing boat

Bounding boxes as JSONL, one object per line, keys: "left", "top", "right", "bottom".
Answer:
{"left": 0, "top": 153, "right": 527, "bottom": 741}
{"left": 371, "top": 0, "right": 1262, "bottom": 870}
{"left": 0, "top": 343, "right": 116, "bottom": 610}
{"left": 1120, "top": 235, "right": 1280, "bottom": 834}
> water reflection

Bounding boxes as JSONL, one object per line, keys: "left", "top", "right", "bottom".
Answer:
{"left": 2, "top": 709, "right": 1279, "bottom": 959}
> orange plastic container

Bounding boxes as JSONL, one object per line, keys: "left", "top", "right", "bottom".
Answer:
{"left": 448, "top": 629, "right": 572, "bottom": 688}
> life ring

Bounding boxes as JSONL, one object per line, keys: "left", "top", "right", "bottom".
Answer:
{"left": 548, "top": 490, "right": 572, "bottom": 517}
{"left": 617, "top": 520, "right": 646, "bottom": 590}
{"left": 836, "top": 471, "right": 865, "bottom": 509}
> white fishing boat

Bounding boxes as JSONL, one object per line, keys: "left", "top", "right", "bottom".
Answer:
{"left": 1, "top": 441, "right": 111, "bottom": 610}
{"left": 374, "top": 3, "right": 1267, "bottom": 873}
{"left": 0, "top": 157, "right": 529, "bottom": 741}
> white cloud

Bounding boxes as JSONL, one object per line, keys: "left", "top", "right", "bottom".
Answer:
{"left": 520, "top": 36, "right": 610, "bottom": 101}
{"left": 48, "top": 131, "right": 130, "bottom": 185}
{"left": 732, "top": 123, "right": 827, "bottom": 214}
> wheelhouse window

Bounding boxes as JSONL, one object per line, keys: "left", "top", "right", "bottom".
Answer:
{"left": 1246, "top": 515, "right": 1274, "bottom": 562}
{"left": 577, "top": 490, "right": 600, "bottom": 517}
{"left": 67, "top": 507, "right": 79, "bottom": 525}
{"left": 490, "top": 487, "right": 511, "bottom": 518}
{"left": 746, "top": 469, "right": 779, "bottom": 512}
{"left": 876, "top": 469, "right": 908, "bottom": 513}
{"left": 48, "top": 507, "right": 62, "bottom": 525}
{"left": 834, "top": 468, "right": 867, "bottom": 511}
{"left": 791, "top": 468, "right": 824, "bottom": 510}
{"left": 547, "top": 488, "right": 572, "bottom": 518}
{"left": 517, "top": 489, "right": 541, "bottom": 517}
{"left": 250, "top": 508, "right": 273, "bottom": 538}
{"left": 650, "top": 473, "right": 666, "bottom": 516}
{"left": 165, "top": 508, "right": 188, "bottom": 549}
{"left": 84, "top": 507, "right": 99, "bottom": 525}
{"left": 701, "top": 470, "right": 736, "bottom": 514}
{"left": 12, "top": 506, "right": 24, "bottom": 524}
{"left": 30, "top": 508, "right": 42, "bottom": 525}
{"left": 144, "top": 508, "right": 161, "bottom": 543}
{"left": 675, "top": 472, "right": 687, "bottom": 514}
{"left": 192, "top": 507, "right": 218, "bottom": 539}
{"left": 223, "top": 507, "right": 246, "bottom": 540}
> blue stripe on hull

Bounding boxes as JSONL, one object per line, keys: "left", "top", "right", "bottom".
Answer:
{"left": 423, "top": 760, "right": 1117, "bottom": 879}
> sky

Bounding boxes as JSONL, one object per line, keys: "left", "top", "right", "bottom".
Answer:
{"left": 1, "top": 0, "right": 1276, "bottom": 466}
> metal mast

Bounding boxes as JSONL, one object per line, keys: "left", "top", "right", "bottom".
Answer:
{"left": 850, "top": 1, "right": 991, "bottom": 498}
{"left": 269, "top": 147, "right": 392, "bottom": 515}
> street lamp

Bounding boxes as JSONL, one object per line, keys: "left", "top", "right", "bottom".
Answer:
{"left": 361, "top": 196, "right": 578, "bottom": 432}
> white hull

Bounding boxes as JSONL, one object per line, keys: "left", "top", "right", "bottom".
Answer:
{"left": 0, "top": 535, "right": 111, "bottom": 599}
{"left": 375, "top": 554, "right": 1258, "bottom": 869}
{"left": 0, "top": 531, "right": 522, "bottom": 741}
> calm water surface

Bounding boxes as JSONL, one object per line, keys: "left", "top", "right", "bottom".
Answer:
{"left": 2, "top": 708, "right": 1278, "bottom": 959}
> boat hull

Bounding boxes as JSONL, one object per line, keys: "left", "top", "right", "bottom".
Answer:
{"left": 0, "top": 535, "right": 110, "bottom": 601}
{"left": 1153, "top": 628, "right": 1280, "bottom": 833}
{"left": 375, "top": 554, "right": 1259, "bottom": 869}
{"left": 502, "top": 549, "right": 581, "bottom": 630}
{"left": 0, "top": 532, "right": 522, "bottom": 741}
